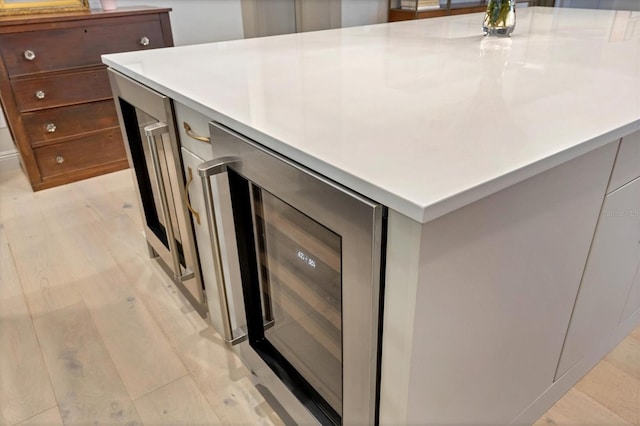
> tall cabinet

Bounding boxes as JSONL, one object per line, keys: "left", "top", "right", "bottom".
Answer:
{"left": 0, "top": 7, "right": 173, "bottom": 190}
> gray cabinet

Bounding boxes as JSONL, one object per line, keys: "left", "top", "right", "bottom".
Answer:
{"left": 608, "top": 130, "right": 640, "bottom": 193}
{"left": 556, "top": 177, "right": 640, "bottom": 378}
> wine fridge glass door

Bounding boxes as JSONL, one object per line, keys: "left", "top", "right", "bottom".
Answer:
{"left": 251, "top": 184, "right": 343, "bottom": 418}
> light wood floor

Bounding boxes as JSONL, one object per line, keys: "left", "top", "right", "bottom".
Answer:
{"left": 0, "top": 163, "right": 638, "bottom": 425}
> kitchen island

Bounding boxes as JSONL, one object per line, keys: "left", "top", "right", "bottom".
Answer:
{"left": 104, "top": 6, "right": 639, "bottom": 424}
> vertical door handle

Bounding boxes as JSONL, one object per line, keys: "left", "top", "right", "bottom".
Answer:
{"left": 197, "top": 157, "right": 246, "bottom": 345}
{"left": 145, "top": 122, "right": 193, "bottom": 283}
{"left": 184, "top": 166, "right": 200, "bottom": 225}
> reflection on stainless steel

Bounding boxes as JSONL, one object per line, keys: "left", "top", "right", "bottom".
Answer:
{"left": 205, "top": 120, "right": 385, "bottom": 425}
{"left": 198, "top": 157, "right": 247, "bottom": 345}
{"left": 108, "top": 69, "right": 207, "bottom": 316}
{"left": 255, "top": 188, "right": 343, "bottom": 413}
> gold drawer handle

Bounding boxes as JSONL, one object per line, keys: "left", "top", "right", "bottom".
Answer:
{"left": 183, "top": 122, "right": 210, "bottom": 144}
{"left": 185, "top": 166, "right": 200, "bottom": 225}
{"left": 55, "top": 155, "right": 64, "bottom": 164}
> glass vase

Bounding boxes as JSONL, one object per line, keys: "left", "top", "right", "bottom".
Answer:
{"left": 483, "top": 0, "right": 516, "bottom": 37}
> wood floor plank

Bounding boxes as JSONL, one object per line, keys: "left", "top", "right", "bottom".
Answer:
{"left": 605, "top": 335, "right": 640, "bottom": 382}
{"left": 9, "top": 220, "right": 120, "bottom": 317}
{"left": 96, "top": 210, "right": 209, "bottom": 349}
{"left": 21, "top": 283, "right": 83, "bottom": 319}
{"left": 17, "top": 406, "right": 63, "bottom": 426}
{"left": 133, "top": 375, "right": 221, "bottom": 425}
{"left": 176, "top": 329, "right": 282, "bottom": 425}
{"left": 121, "top": 257, "right": 210, "bottom": 345}
{"left": 575, "top": 359, "right": 640, "bottom": 424}
{"left": 78, "top": 266, "right": 188, "bottom": 400}
{"left": 33, "top": 302, "right": 142, "bottom": 426}
{"left": 34, "top": 184, "right": 100, "bottom": 234}
{"left": 65, "top": 172, "right": 133, "bottom": 224}
{"left": 8, "top": 228, "right": 71, "bottom": 291}
{"left": 0, "top": 293, "right": 57, "bottom": 426}
{"left": 631, "top": 326, "right": 640, "bottom": 341}
{"left": 0, "top": 228, "right": 22, "bottom": 301}
{"left": 1, "top": 209, "right": 49, "bottom": 252}
{"left": 0, "top": 167, "right": 37, "bottom": 222}
{"left": 534, "top": 388, "right": 631, "bottom": 425}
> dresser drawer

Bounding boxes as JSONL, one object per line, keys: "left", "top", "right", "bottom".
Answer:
{"left": 11, "top": 68, "right": 112, "bottom": 112}
{"left": 23, "top": 100, "right": 119, "bottom": 147}
{"left": 0, "top": 16, "right": 166, "bottom": 77}
{"left": 34, "top": 129, "right": 126, "bottom": 179}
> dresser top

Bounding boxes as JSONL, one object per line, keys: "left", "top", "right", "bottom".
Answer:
{"left": 0, "top": 6, "right": 171, "bottom": 27}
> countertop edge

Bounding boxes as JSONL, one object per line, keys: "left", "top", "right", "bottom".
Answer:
{"left": 103, "top": 57, "right": 640, "bottom": 225}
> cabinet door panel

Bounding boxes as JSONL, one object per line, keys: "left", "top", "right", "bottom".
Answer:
{"left": 556, "top": 178, "right": 640, "bottom": 378}
{"left": 620, "top": 264, "right": 640, "bottom": 322}
{"left": 181, "top": 147, "right": 238, "bottom": 335}
{"left": 608, "top": 130, "right": 640, "bottom": 193}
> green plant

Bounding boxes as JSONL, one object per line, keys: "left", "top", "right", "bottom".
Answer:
{"left": 486, "top": 0, "right": 512, "bottom": 27}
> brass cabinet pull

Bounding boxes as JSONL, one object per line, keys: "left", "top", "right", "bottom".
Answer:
{"left": 185, "top": 166, "right": 200, "bottom": 225}
{"left": 183, "top": 122, "right": 210, "bottom": 144}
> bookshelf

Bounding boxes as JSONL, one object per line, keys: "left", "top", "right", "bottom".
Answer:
{"left": 388, "top": 0, "right": 538, "bottom": 22}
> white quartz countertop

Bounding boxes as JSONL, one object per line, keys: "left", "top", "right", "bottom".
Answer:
{"left": 103, "top": 7, "right": 640, "bottom": 223}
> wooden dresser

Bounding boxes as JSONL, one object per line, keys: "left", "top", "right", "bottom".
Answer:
{"left": 0, "top": 7, "right": 173, "bottom": 190}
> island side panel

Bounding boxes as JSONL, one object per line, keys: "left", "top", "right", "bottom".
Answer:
{"left": 403, "top": 141, "right": 619, "bottom": 424}
{"left": 378, "top": 210, "right": 423, "bottom": 424}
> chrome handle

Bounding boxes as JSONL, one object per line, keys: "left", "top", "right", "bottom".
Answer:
{"left": 145, "top": 122, "right": 191, "bottom": 283}
{"left": 55, "top": 155, "right": 64, "bottom": 164}
{"left": 46, "top": 123, "right": 56, "bottom": 133}
{"left": 183, "top": 122, "right": 211, "bottom": 144}
{"left": 139, "top": 36, "right": 150, "bottom": 46}
{"left": 35, "top": 90, "right": 45, "bottom": 100}
{"left": 198, "top": 157, "right": 246, "bottom": 345}
{"left": 184, "top": 166, "right": 200, "bottom": 225}
{"left": 24, "top": 50, "right": 35, "bottom": 61}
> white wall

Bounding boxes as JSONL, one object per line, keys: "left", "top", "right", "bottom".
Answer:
{"left": 0, "top": 105, "right": 18, "bottom": 167}
{"left": 242, "top": 0, "right": 388, "bottom": 38}
{"left": 342, "top": 0, "right": 387, "bottom": 27}
{"left": 0, "top": 106, "right": 13, "bottom": 152}
{"left": 88, "top": 0, "right": 245, "bottom": 45}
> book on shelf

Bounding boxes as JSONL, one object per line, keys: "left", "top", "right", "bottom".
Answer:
{"left": 399, "top": 0, "right": 441, "bottom": 10}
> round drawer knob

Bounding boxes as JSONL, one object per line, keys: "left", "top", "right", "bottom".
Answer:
{"left": 24, "top": 50, "right": 36, "bottom": 61}
{"left": 139, "top": 36, "right": 150, "bottom": 46}
{"left": 35, "top": 90, "right": 45, "bottom": 100}
{"left": 55, "top": 155, "right": 64, "bottom": 164}
{"left": 46, "top": 123, "right": 57, "bottom": 133}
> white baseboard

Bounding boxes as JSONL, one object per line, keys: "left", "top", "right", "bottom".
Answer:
{"left": 0, "top": 149, "right": 19, "bottom": 171}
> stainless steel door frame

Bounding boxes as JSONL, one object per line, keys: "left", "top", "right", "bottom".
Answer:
{"left": 108, "top": 69, "right": 207, "bottom": 315}
{"left": 199, "top": 121, "right": 384, "bottom": 425}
